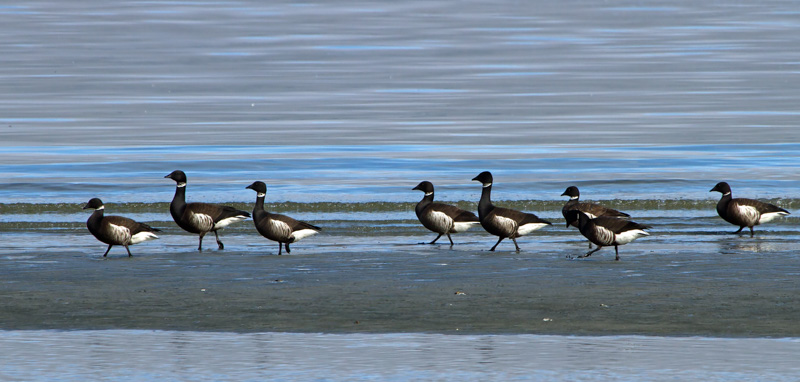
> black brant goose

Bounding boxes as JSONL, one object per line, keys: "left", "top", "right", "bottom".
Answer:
{"left": 471, "top": 171, "right": 552, "bottom": 252}
{"left": 574, "top": 211, "right": 650, "bottom": 261}
{"left": 412, "top": 181, "right": 480, "bottom": 246}
{"left": 561, "top": 186, "right": 630, "bottom": 247}
{"left": 710, "top": 181, "right": 790, "bottom": 236}
{"left": 83, "top": 198, "right": 160, "bottom": 257}
{"left": 246, "top": 181, "right": 321, "bottom": 255}
{"left": 164, "top": 170, "right": 250, "bottom": 251}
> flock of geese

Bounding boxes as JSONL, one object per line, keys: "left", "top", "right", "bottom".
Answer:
{"left": 83, "top": 170, "right": 791, "bottom": 261}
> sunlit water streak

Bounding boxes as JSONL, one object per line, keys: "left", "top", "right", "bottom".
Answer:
{"left": 1, "top": 144, "right": 798, "bottom": 204}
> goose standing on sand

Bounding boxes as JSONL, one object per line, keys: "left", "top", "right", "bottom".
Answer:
{"left": 246, "top": 181, "right": 321, "bottom": 255}
{"left": 710, "top": 182, "right": 790, "bottom": 236}
{"left": 412, "top": 181, "right": 480, "bottom": 246}
{"left": 573, "top": 211, "right": 650, "bottom": 261}
{"left": 83, "top": 198, "right": 160, "bottom": 257}
{"left": 561, "top": 186, "right": 630, "bottom": 247}
{"left": 164, "top": 170, "right": 250, "bottom": 251}
{"left": 471, "top": 171, "right": 552, "bottom": 252}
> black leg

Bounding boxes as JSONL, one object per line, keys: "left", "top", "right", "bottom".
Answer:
{"left": 214, "top": 230, "right": 224, "bottom": 249}
{"left": 278, "top": 242, "right": 282, "bottom": 255}
{"left": 734, "top": 226, "right": 744, "bottom": 234}
{"left": 749, "top": 226, "right": 754, "bottom": 237}
{"left": 429, "top": 233, "right": 443, "bottom": 244}
{"left": 588, "top": 240, "right": 593, "bottom": 248}
{"left": 614, "top": 245, "right": 619, "bottom": 261}
{"left": 489, "top": 236, "right": 504, "bottom": 251}
{"left": 446, "top": 233, "right": 454, "bottom": 247}
{"left": 286, "top": 243, "right": 291, "bottom": 254}
{"left": 103, "top": 244, "right": 113, "bottom": 257}
{"left": 198, "top": 233, "right": 205, "bottom": 251}
{"left": 579, "top": 246, "right": 603, "bottom": 258}
{"left": 511, "top": 237, "right": 521, "bottom": 252}
{"left": 124, "top": 245, "right": 133, "bottom": 257}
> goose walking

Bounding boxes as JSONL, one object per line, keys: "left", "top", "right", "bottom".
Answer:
{"left": 574, "top": 211, "right": 650, "bottom": 261}
{"left": 561, "top": 186, "right": 629, "bottom": 247}
{"left": 246, "top": 181, "right": 321, "bottom": 255}
{"left": 710, "top": 182, "right": 790, "bottom": 236}
{"left": 412, "top": 181, "right": 480, "bottom": 246}
{"left": 471, "top": 171, "right": 551, "bottom": 251}
{"left": 164, "top": 170, "right": 250, "bottom": 251}
{"left": 83, "top": 198, "right": 160, "bottom": 257}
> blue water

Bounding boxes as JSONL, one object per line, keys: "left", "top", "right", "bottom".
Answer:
{"left": 2, "top": 143, "right": 799, "bottom": 204}
{"left": 2, "top": 331, "right": 799, "bottom": 381}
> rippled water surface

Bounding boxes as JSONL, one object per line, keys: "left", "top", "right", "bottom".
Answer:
{"left": 2, "top": 0, "right": 800, "bottom": 380}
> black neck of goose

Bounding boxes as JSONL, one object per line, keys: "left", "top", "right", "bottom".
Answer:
{"left": 477, "top": 184, "right": 494, "bottom": 219}
{"left": 716, "top": 192, "right": 732, "bottom": 215}
{"left": 89, "top": 208, "right": 105, "bottom": 221}
{"left": 87, "top": 208, "right": 104, "bottom": 230}
{"left": 170, "top": 184, "right": 187, "bottom": 220}
{"left": 416, "top": 192, "right": 434, "bottom": 215}
{"left": 254, "top": 194, "right": 265, "bottom": 210}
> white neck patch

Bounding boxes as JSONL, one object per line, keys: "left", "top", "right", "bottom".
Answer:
{"left": 570, "top": 196, "right": 579, "bottom": 200}
{"left": 482, "top": 183, "right": 492, "bottom": 188}
{"left": 424, "top": 192, "right": 433, "bottom": 196}
{"left": 97, "top": 205, "right": 105, "bottom": 210}
{"left": 177, "top": 182, "right": 187, "bottom": 188}
{"left": 257, "top": 192, "right": 266, "bottom": 198}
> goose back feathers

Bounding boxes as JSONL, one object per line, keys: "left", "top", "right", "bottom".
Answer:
{"left": 472, "top": 171, "right": 551, "bottom": 252}
{"left": 165, "top": 170, "right": 250, "bottom": 251}
{"left": 247, "top": 181, "right": 320, "bottom": 255}
{"left": 412, "top": 181, "right": 479, "bottom": 246}
{"left": 83, "top": 198, "right": 160, "bottom": 257}
{"left": 561, "top": 186, "right": 630, "bottom": 228}
{"left": 575, "top": 211, "right": 650, "bottom": 261}
{"left": 710, "top": 182, "right": 790, "bottom": 236}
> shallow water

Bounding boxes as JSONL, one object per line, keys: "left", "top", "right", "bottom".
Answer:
{"left": 2, "top": 330, "right": 800, "bottom": 381}
{"left": 2, "top": 0, "right": 800, "bottom": 379}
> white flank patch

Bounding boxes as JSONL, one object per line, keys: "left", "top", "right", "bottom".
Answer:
{"left": 108, "top": 223, "right": 131, "bottom": 242}
{"left": 452, "top": 221, "right": 480, "bottom": 233}
{"left": 759, "top": 211, "right": 789, "bottom": 224}
{"left": 516, "top": 222, "right": 549, "bottom": 236}
{"left": 130, "top": 231, "right": 159, "bottom": 244}
{"left": 214, "top": 215, "right": 248, "bottom": 229}
{"left": 190, "top": 212, "right": 215, "bottom": 231}
{"left": 269, "top": 219, "right": 293, "bottom": 238}
{"left": 492, "top": 215, "right": 518, "bottom": 235}
{"left": 428, "top": 210, "right": 454, "bottom": 233}
{"left": 615, "top": 229, "right": 649, "bottom": 245}
{"left": 734, "top": 204, "right": 759, "bottom": 225}
{"left": 582, "top": 211, "right": 597, "bottom": 219}
{"left": 291, "top": 228, "right": 320, "bottom": 242}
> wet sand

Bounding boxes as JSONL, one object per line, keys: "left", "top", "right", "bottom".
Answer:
{"left": 3, "top": 230, "right": 798, "bottom": 337}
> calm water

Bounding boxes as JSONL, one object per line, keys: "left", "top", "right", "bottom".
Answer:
{"left": 2, "top": 331, "right": 800, "bottom": 381}
{"left": 2, "top": 0, "right": 800, "bottom": 379}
